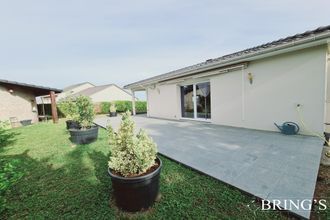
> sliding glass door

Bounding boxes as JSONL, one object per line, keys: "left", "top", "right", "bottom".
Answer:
{"left": 196, "top": 82, "right": 211, "bottom": 119}
{"left": 180, "top": 85, "right": 194, "bottom": 118}
{"left": 180, "top": 82, "right": 211, "bottom": 120}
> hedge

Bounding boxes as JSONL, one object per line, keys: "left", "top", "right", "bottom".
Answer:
{"left": 98, "top": 101, "right": 147, "bottom": 114}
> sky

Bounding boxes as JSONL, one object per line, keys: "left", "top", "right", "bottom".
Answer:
{"left": 0, "top": 0, "right": 329, "bottom": 99}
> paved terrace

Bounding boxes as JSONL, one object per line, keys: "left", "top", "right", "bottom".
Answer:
{"left": 94, "top": 115, "right": 323, "bottom": 219}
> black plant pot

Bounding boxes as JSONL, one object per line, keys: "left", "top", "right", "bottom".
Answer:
{"left": 20, "top": 119, "right": 32, "bottom": 126}
{"left": 69, "top": 126, "right": 99, "bottom": 144}
{"left": 66, "top": 120, "right": 80, "bottom": 130}
{"left": 109, "top": 112, "right": 117, "bottom": 117}
{"left": 108, "top": 157, "right": 162, "bottom": 212}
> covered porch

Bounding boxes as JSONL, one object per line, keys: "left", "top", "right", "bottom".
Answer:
{"left": 0, "top": 79, "right": 62, "bottom": 125}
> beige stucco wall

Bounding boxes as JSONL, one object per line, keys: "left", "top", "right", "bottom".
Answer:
{"left": 147, "top": 45, "right": 327, "bottom": 134}
{"left": 0, "top": 85, "right": 38, "bottom": 124}
{"left": 212, "top": 46, "right": 326, "bottom": 134}
{"left": 147, "top": 84, "right": 180, "bottom": 119}
{"left": 90, "top": 85, "right": 133, "bottom": 102}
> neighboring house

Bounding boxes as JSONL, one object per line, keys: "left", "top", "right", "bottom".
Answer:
{"left": 37, "top": 82, "right": 95, "bottom": 104}
{"left": 66, "top": 84, "right": 136, "bottom": 102}
{"left": 62, "top": 82, "right": 95, "bottom": 97}
{"left": 38, "top": 82, "right": 136, "bottom": 105}
{"left": 125, "top": 25, "right": 330, "bottom": 135}
{"left": 0, "top": 79, "right": 62, "bottom": 125}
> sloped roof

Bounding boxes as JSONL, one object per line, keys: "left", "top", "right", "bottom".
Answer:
{"left": 0, "top": 79, "right": 62, "bottom": 96}
{"left": 124, "top": 25, "right": 330, "bottom": 89}
{"left": 63, "top": 82, "right": 94, "bottom": 92}
{"left": 67, "top": 84, "right": 133, "bottom": 98}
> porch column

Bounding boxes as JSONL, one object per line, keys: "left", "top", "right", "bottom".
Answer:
{"left": 146, "top": 89, "right": 149, "bottom": 117}
{"left": 50, "top": 91, "right": 58, "bottom": 123}
{"left": 131, "top": 90, "right": 136, "bottom": 115}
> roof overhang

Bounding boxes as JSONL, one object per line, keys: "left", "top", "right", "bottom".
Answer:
{"left": 0, "top": 79, "right": 62, "bottom": 96}
{"left": 125, "top": 30, "right": 330, "bottom": 91}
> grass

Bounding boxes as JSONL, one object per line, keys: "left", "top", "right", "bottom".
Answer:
{"left": 0, "top": 120, "right": 288, "bottom": 219}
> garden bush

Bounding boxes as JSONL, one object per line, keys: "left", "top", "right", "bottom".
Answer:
{"left": 57, "top": 98, "right": 78, "bottom": 120}
{"left": 99, "top": 101, "right": 147, "bottom": 114}
{"left": 100, "top": 102, "right": 111, "bottom": 114}
{"left": 108, "top": 112, "right": 157, "bottom": 177}
{"left": 115, "top": 101, "right": 132, "bottom": 113}
{"left": 0, "top": 121, "right": 16, "bottom": 147}
{"left": 0, "top": 159, "right": 23, "bottom": 214}
{"left": 135, "top": 101, "right": 147, "bottom": 113}
{"left": 75, "top": 96, "right": 95, "bottom": 128}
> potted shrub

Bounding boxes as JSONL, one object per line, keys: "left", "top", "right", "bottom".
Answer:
{"left": 58, "top": 98, "right": 80, "bottom": 129}
{"left": 108, "top": 112, "right": 162, "bottom": 212}
{"left": 322, "top": 132, "right": 330, "bottom": 165}
{"left": 109, "top": 103, "right": 117, "bottom": 117}
{"left": 69, "top": 96, "right": 98, "bottom": 144}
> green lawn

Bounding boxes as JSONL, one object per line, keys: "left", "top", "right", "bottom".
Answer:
{"left": 0, "top": 120, "right": 285, "bottom": 219}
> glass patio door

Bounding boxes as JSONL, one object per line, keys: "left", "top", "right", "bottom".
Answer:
{"left": 180, "top": 84, "right": 194, "bottom": 118}
{"left": 180, "top": 82, "right": 211, "bottom": 120}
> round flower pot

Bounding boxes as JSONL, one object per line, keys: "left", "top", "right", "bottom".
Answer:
{"left": 66, "top": 120, "right": 80, "bottom": 130}
{"left": 321, "top": 146, "right": 330, "bottom": 166}
{"left": 109, "top": 112, "right": 117, "bottom": 117}
{"left": 108, "top": 157, "right": 162, "bottom": 212}
{"left": 69, "top": 126, "right": 99, "bottom": 144}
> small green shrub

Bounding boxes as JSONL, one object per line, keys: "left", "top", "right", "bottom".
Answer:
{"left": 110, "top": 103, "right": 117, "bottom": 113}
{"left": 0, "top": 121, "right": 16, "bottom": 147}
{"left": 99, "top": 101, "right": 147, "bottom": 114}
{"left": 108, "top": 112, "right": 157, "bottom": 177}
{"left": 135, "top": 101, "right": 147, "bottom": 113}
{"left": 58, "top": 98, "right": 78, "bottom": 120}
{"left": 0, "top": 121, "right": 10, "bottom": 130}
{"left": 100, "top": 102, "right": 111, "bottom": 114}
{"left": 0, "top": 159, "right": 24, "bottom": 214}
{"left": 75, "top": 96, "right": 95, "bottom": 129}
{"left": 115, "top": 101, "right": 132, "bottom": 113}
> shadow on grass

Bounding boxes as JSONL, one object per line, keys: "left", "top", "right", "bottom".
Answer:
{"left": 88, "top": 150, "right": 111, "bottom": 189}
{"left": 0, "top": 148, "right": 116, "bottom": 219}
{"left": 0, "top": 128, "right": 20, "bottom": 151}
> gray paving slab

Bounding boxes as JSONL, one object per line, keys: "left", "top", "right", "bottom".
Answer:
{"left": 94, "top": 115, "right": 323, "bottom": 219}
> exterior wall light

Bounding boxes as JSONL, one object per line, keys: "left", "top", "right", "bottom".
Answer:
{"left": 248, "top": 73, "right": 253, "bottom": 84}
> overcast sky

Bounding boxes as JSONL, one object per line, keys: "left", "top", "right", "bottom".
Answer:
{"left": 0, "top": 0, "right": 329, "bottom": 93}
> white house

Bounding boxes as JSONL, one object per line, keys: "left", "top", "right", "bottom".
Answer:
{"left": 66, "top": 83, "right": 136, "bottom": 102}
{"left": 125, "top": 25, "right": 330, "bottom": 135}
{"left": 37, "top": 82, "right": 136, "bottom": 105}
{"left": 62, "top": 82, "right": 95, "bottom": 98}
